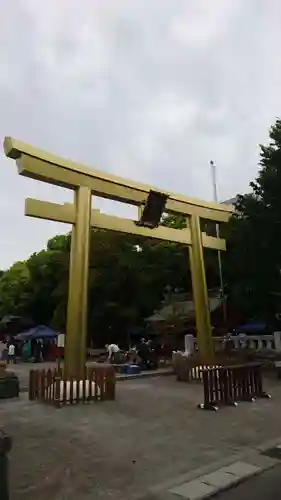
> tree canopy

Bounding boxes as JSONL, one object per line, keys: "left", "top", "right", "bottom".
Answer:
{"left": 224, "top": 118, "right": 281, "bottom": 321}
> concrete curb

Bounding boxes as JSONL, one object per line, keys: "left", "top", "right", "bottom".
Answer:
{"left": 143, "top": 438, "right": 281, "bottom": 500}
{"left": 202, "top": 463, "right": 277, "bottom": 500}
{"left": 117, "top": 369, "right": 173, "bottom": 381}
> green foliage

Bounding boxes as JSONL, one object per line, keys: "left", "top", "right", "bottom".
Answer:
{"left": 0, "top": 235, "right": 70, "bottom": 327}
{"left": 0, "top": 261, "right": 30, "bottom": 316}
{"left": 87, "top": 228, "right": 191, "bottom": 344}
{"left": 47, "top": 234, "right": 71, "bottom": 251}
{"left": 224, "top": 118, "right": 281, "bottom": 319}
{"left": 161, "top": 213, "right": 187, "bottom": 229}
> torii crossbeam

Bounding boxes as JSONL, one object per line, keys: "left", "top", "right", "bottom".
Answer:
{"left": 3, "top": 136, "right": 233, "bottom": 378}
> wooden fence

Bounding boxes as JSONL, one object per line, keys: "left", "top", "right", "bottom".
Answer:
{"left": 173, "top": 353, "right": 242, "bottom": 382}
{"left": 199, "top": 362, "right": 271, "bottom": 411}
{"left": 29, "top": 364, "right": 116, "bottom": 407}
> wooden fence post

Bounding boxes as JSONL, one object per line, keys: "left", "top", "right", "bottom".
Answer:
{"left": 29, "top": 370, "right": 34, "bottom": 400}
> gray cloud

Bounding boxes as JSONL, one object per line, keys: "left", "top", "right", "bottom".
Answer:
{"left": 1, "top": 0, "right": 281, "bottom": 269}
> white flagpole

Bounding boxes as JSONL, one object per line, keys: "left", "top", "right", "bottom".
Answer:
{"left": 210, "top": 160, "right": 227, "bottom": 326}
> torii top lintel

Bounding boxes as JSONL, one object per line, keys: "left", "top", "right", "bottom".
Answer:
{"left": 3, "top": 136, "right": 233, "bottom": 223}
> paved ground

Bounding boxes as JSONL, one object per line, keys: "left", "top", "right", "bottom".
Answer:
{"left": 1, "top": 371, "right": 281, "bottom": 499}
{"left": 214, "top": 463, "right": 281, "bottom": 499}
{"left": 6, "top": 361, "right": 56, "bottom": 389}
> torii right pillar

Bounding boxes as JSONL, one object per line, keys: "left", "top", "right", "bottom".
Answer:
{"left": 189, "top": 214, "right": 214, "bottom": 358}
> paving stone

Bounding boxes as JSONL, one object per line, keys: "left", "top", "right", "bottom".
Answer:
{"left": 1, "top": 368, "right": 281, "bottom": 500}
{"left": 222, "top": 461, "right": 260, "bottom": 478}
{"left": 169, "top": 479, "right": 216, "bottom": 499}
{"left": 255, "top": 438, "right": 281, "bottom": 452}
{"left": 200, "top": 469, "right": 238, "bottom": 488}
{"left": 240, "top": 450, "right": 280, "bottom": 469}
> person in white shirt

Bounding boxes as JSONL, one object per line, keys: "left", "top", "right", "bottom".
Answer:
{"left": 8, "top": 342, "right": 16, "bottom": 364}
{"left": 105, "top": 343, "right": 120, "bottom": 363}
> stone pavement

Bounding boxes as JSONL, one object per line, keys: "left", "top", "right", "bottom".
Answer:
{"left": 168, "top": 461, "right": 263, "bottom": 499}
{"left": 149, "top": 447, "right": 281, "bottom": 499}
{"left": 214, "top": 463, "right": 281, "bottom": 500}
{"left": 1, "top": 375, "right": 281, "bottom": 499}
{"left": 6, "top": 361, "right": 56, "bottom": 390}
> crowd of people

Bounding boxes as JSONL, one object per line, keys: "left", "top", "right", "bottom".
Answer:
{"left": 0, "top": 339, "right": 16, "bottom": 363}
{"left": 106, "top": 338, "right": 171, "bottom": 369}
{"left": 0, "top": 338, "right": 53, "bottom": 363}
{"left": 0, "top": 335, "right": 172, "bottom": 371}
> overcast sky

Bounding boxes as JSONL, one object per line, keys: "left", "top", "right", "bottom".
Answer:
{"left": 1, "top": 0, "right": 281, "bottom": 270}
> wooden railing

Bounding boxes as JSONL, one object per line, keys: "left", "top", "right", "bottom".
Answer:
{"left": 172, "top": 352, "right": 242, "bottom": 382}
{"left": 29, "top": 364, "right": 116, "bottom": 407}
{"left": 199, "top": 363, "right": 270, "bottom": 411}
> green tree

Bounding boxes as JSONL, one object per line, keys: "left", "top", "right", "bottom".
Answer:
{"left": 162, "top": 213, "right": 220, "bottom": 290}
{"left": 25, "top": 248, "right": 69, "bottom": 326}
{"left": 0, "top": 235, "right": 70, "bottom": 327}
{"left": 161, "top": 213, "right": 187, "bottom": 229}
{"left": 47, "top": 234, "right": 71, "bottom": 252}
{"left": 0, "top": 261, "right": 30, "bottom": 317}
{"left": 87, "top": 228, "right": 191, "bottom": 345}
{"left": 225, "top": 118, "right": 281, "bottom": 319}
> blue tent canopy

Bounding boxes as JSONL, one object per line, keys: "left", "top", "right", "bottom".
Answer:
{"left": 15, "top": 325, "right": 58, "bottom": 341}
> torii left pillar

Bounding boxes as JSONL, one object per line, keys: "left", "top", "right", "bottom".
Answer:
{"left": 64, "top": 186, "right": 92, "bottom": 379}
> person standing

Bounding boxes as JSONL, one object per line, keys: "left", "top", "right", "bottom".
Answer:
{"left": 35, "top": 340, "right": 42, "bottom": 362}
{"left": 7, "top": 342, "right": 16, "bottom": 364}
{"left": 22, "top": 341, "right": 31, "bottom": 362}
{"left": 137, "top": 338, "right": 150, "bottom": 369}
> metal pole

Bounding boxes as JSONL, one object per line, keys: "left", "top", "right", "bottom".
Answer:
{"left": 210, "top": 161, "right": 227, "bottom": 327}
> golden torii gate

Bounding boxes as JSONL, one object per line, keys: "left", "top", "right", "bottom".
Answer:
{"left": 3, "top": 136, "right": 233, "bottom": 379}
